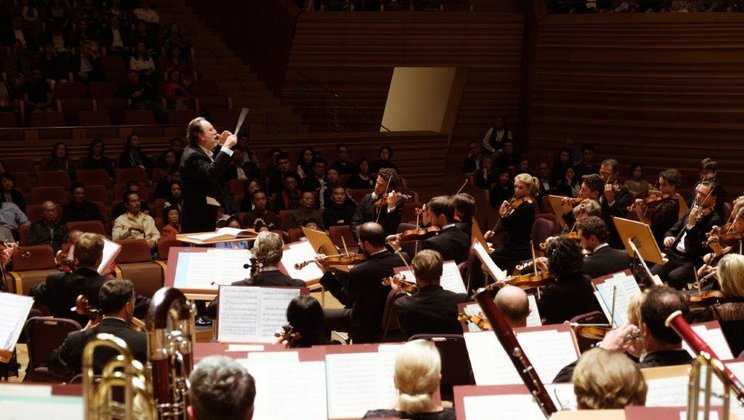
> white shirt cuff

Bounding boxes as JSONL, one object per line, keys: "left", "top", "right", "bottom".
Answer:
{"left": 220, "top": 146, "right": 233, "bottom": 156}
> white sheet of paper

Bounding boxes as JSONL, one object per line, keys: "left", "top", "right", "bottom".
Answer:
{"left": 247, "top": 351, "right": 299, "bottom": 362}
{"left": 546, "top": 383, "right": 577, "bottom": 411}
{"left": 185, "top": 253, "right": 223, "bottom": 289}
{"left": 207, "top": 248, "right": 253, "bottom": 284}
{"left": 593, "top": 271, "right": 641, "bottom": 327}
{"left": 0, "top": 293, "right": 33, "bottom": 350}
{"left": 526, "top": 295, "right": 542, "bottom": 327}
{"left": 0, "top": 384, "right": 51, "bottom": 397}
{"left": 281, "top": 241, "right": 323, "bottom": 283}
{"left": 325, "top": 351, "right": 397, "bottom": 419}
{"left": 226, "top": 344, "right": 265, "bottom": 352}
{"left": 239, "top": 359, "right": 328, "bottom": 420}
{"left": 681, "top": 324, "right": 734, "bottom": 360}
{"left": 463, "top": 394, "right": 545, "bottom": 419}
{"left": 0, "top": 395, "right": 83, "bottom": 420}
{"left": 472, "top": 241, "right": 506, "bottom": 281}
{"left": 97, "top": 238, "right": 121, "bottom": 274}
{"left": 217, "top": 286, "right": 301, "bottom": 343}
{"left": 393, "top": 261, "right": 466, "bottom": 294}
{"left": 464, "top": 329, "right": 578, "bottom": 385}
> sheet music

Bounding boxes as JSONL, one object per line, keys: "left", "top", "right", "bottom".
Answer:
{"left": 593, "top": 271, "right": 642, "bottom": 327}
{"left": 463, "top": 395, "right": 545, "bottom": 419}
{"left": 218, "top": 286, "right": 301, "bottom": 343}
{"left": 464, "top": 329, "right": 578, "bottom": 385}
{"left": 247, "top": 351, "right": 299, "bottom": 362}
{"left": 0, "top": 395, "right": 83, "bottom": 420}
{"left": 681, "top": 324, "right": 734, "bottom": 360}
{"left": 98, "top": 238, "right": 120, "bottom": 274}
{"left": 472, "top": 241, "right": 506, "bottom": 281}
{"left": 0, "top": 384, "right": 51, "bottom": 397}
{"left": 462, "top": 303, "right": 485, "bottom": 332}
{"left": 184, "top": 253, "right": 221, "bottom": 288}
{"left": 239, "top": 359, "right": 327, "bottom": 420}
{"left": 0, "top": 293, "right": 33, "bottom": 350}
{"left": 325, "top": 351, "right": 397, "bottom": 419}
{"left": 281, "top": 241, "right": 323, "bottom": 283}
{"left": 393, "top": 261, "right": 466, "bottom": 294}
{"left": 175, "top": 250, "right": 253, "bottom": 289}
{"left": 526, "top": 295, "right": 542, "bottom": 327}
{"left": 226, "top": 344, "right": 264, "bottom": 352}
{"left": 546, "top": 383, "right": 577, "bottom": 411}
{"left": 207, "top": 248, "right": 253, "bottom": 283}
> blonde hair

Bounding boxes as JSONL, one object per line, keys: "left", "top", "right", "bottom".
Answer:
{"left": 514, "top": 173, "right": 540, "bottom": 197}
{"left": 573, "top": 199, "right": 601, "bottom": 219}
{"left": 252, "top": 231, "right": 284, "bottom": 265}
{"left": 627, "top": 289, "right": 647, "bottom": 327}
{"left": 573, "top": 348, "right": 647, "bottom": 409}
{"left": 718, "top": 254, "right": 744, "bottom": 298}
{"left": 394, "top": 340, "right": 441, "bottom": 414}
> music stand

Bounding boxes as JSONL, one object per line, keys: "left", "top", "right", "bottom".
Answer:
{"left": 612, "top": 217, "right": 667, "bottom": 265}
{"left": 301, "top": 227, "right": 340, "bottom": 256}
{"left": 546, "top": 195, "right": 569, "bottom": 230}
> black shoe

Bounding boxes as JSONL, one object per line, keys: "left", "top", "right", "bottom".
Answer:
{"left": 195, "top": 316, "right": 212, "bottom": 327}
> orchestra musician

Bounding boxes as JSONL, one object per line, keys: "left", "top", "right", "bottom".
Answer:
{"left": 318, "top": 222, "right": 409, "bottom": 343}
{"left": 281, "top": 295, "right": 331, "bottom": 348}
{"left": 189, "top": 356, "right": 256, "bottom": 420}
{"left": 703, "top": 195, "right": 744, "bottom": 262}
{"left": 48, "top": 279, "right": 147, "bottom": 376}
{"left": 493, "top": 285, "right": 530, "bottom": 328}
{"left": 572, "top": 348, "right": 648, "bottom": 410}
{"left": 485, "top": 173, "right": 539, "bottom": 273}
{"left": 554, "top": 286, "right": 692, "bottom": 382}
{"left": 560, "top": 174, "right": 603, "bottom": 227}
{"left": 452, "top": 192, "right": 476, "bottom": 236}
{"left": 350, "top": 168, "right": 404, "bottom": 238}
{"left": 651, "top": 180, "right": 721, "bottom": 289}
{"left": 631, "top": 168, "right": 682, "bottom": 248}
{"left": 391, "top": 250, "right": 469, "bottom": 339}
{"left": 577, "top": 216, "right": 632, "bottom": 279}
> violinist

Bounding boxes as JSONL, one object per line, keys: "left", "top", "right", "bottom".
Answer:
{"left": 279, "top": 296, "right": 331, "bottom": 348}
{"left": 318, "top": 222, "right": 410, "bottom": 343}
{"left": 481, "top": 173, "right": 538, "bottom": 274}
{"left": 560, "top": 175, "right": 603, "bottom": 228}
{"left": 392, "top": 250, "right": 469, "bottom": 339}
{"left": 452, "top": 192, "right": 476, "bottom": 236}
{"left": 350, "top": 168, "right": 403, "bottom": 238}
{"left": 493, "top": 285, "right": 530, "bottom": 328}
{"left": 696, "top": 254, "right": 744, "bottom": 356}
{"left": 577, "top": 216, "right": 631, "bottom": 279}
{"left": 631, "top": 169, "right": 682, "bottom": 248}
{"left": 541, "top": 199, "right": 601, "bottom": 250}
{"left": 703, "top": 195, "right": 744, "bottom": 262}
{"left": 49, "top": 279, "right": 148, "bottom": 376}
{"left": 687, "top": 158, "right": 726, "bottom": 213}
{"left": 651, "top": 180, "right": 721, "bottom": 289}
{"left": 598, "top": 159, "right": 632, "bottom": 247}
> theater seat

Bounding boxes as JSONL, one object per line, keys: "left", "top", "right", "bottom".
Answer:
{"left": 6, "top": 245, "right": 56, "bottom": 295}
{"left": 78, "top": 110, "right": 112, "bottom": 126}
{"left": 29, "top": 111, "right": 65, "bottom": 128}
{"left": 114, "top": 239, "right": 163, "bottom": 298}
{"left": 57, "top": 98, "right": 95, "bottom": 125}
{"left": 166, "top": 109, "right": 199, "bottom": 125}
{"left": 156, "top": 237, "right": 180, "bottom": 261}
{"left": 114, "top": 167, "right": 148, "bottom": 184}
{"left": 95, "top": 98, "right": 129, "bottom": 124}
{"left": 66, "top": 220, "right": 106, "bottom": 236}
{"left": 123, "top": 109, "right": 156, "bottom": 125}
{"left": 89, "top": 81, "right": 119, "bottom": 98}
{"left": 37, "top": 170, "right": 71, "bottom": 189}
{"left": 30, "top": 186, "right": 68, "bottom": 205}
{"left": 53, "top": 82, "right": 87, "bottom": 99}
{"left": 329, "top": 225, "right": 357, "bottom": 254}
{"left": 0, "top": 112, "right": 18, "bottom": 127}
{"left": 76, "top": 170, "right": 112, "bottom": 188}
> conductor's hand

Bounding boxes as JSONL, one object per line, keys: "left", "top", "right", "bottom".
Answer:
{"left": 663, "top": 236, "right": 675, "bottom": 248}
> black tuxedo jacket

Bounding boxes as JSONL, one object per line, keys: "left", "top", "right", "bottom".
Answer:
{"left": 421, "top": 225, "right": 470, "bottom": 264}
{"left": 350, "top": 193, "right": 403, "bottom": 238}
{"left": 666, "top": 208, "right": 721, "bottom": 262}
{"left": 30, "top": 267, "right": 107, "bottom": 326}
{"left": 553, "top": 348, "right": 692, "bottom": 383}
{"left": 49, "top": 318, "right": 147, "bottom": 376}
{"left": 180, "top": 144, "right": 232, "bottom": 233}
{"left": 582, "top": 245, "right": 632, "bottom": 279}
{"left": 394, "top": 285, "right": 469, "bottom": 339}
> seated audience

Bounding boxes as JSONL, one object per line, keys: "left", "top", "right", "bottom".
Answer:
{"left": 494, "top": 285, "right": 530, "bottom": 328}
{"left": 118, "top": 134, "right": 152, "bottom": 174}
{"left": 0, "top": 196, "right": 29, "bottom": 239}
{"left": 163, "top": 181, "right": 184, "bottom": 212}
{"left": 112, "top": 191, "right": 160, "bottom": 250}
{"left": 22, "top": 66, "right": 53, "bottom": 114}
{"left": 624, "top": 162, "right": 650, "bottom": 199}
{"left": 331, "top": 143, "right": 358, "bottom": 176}
{"left": 487, "top": 168, "right": 511, "bottom": 207}
{"left": 160, "top": 206, "right": 181, "bottom": 239}
{"left": 69, "top": 40, "right": 103, "bottom": 82}
{"left": 363, "top": 340, "right": 455, "bottom": 420}
{"left": 79, "top": 138, "right": 116, "bottom": 181}
{"left": 393, "top": 250, "right": 469, "bottom": 339}
{"left": 482, "top": 115, "right": 512, "bottom": 154}
{"left": 323, "top": 186, "right": 358, "bottom": 228}
{"left": 346, "top": 158, "right": 374, "bottom": 190}
{"left": 287, "top": 191, "right": 324, "bottom": 230}
{"left": 295, "top": 147, "right": 316, "bottom": 180}
{"left": 42, "top": 142, "right": 76, "bottom": 178}
{"left": 318, "top": 168, "right": 343, "bottom": 208}
{"left": 99, "top": 15, "right": 129, "bottom": 55}
{"left": 62, "top": 183, "right": 104, "bottom": 223}
{"left": 271, "top": 173, "right": 301, "bottom": 213}
{"left": 241, "top": 191, "right": 279, "bottom": 232}
{"left": 573, "top": 348, "right": 647, "bottom": 409}
{"left": 49, "top": 279, "right": 147, "bottom": 376}
{"left": 28, "top": 200, "right": 68, "bottom": 253}
{"left": 266, "top": 152, "right": 294, "bottom": 196}
{"left": 188, "top": 356, "right": 256, "bottom": 420}
{"left": 161, "top": 69, "right": 193, "bottom": 109}
{"left": 238, "top": 178, "right": 262, "bottom": 212}
{"left": 111, "top": 182, "right": 152, "bottom": 220}
{"left": 302, "top": 158, "right": 327, "bottom": 193}
{"left": 462, "top": 140, "right": 484, "bottom": 176}
{"left": 370, "top": 145, "right": 398, "bottom": 175}
{"left": 1, "top": 172, "right": 26, "bottom": 212}
{"left": 153, "top": 168, "right": 181, "bottom": 199}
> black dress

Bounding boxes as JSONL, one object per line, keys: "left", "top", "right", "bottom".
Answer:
{"left": 363, "top": 408, "right": 455, "bottom": 420}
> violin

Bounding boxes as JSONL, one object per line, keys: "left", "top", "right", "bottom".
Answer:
{"left": 374, "top": 191, "right": 412, "bottom": 209}
{"left": 503, "top": 270, "right": 555, "bottom": 290}
{"left": 539, "top": 232, "right": 579, "bottom": 251}
{"left": 569, "top": 323, "right": 641, "bottom": 341}
{"left": 55, "top": 250, "right": 78, "bottom": 273}
{"left": 397, "top": 226, "right": 440, "bottom": 243}
{"left": 503, "top": 196, "right": 533, "bottom": 217}
{"left": 458, "top": 313, "right": 492, "bottom": 331}
{"left": 562, "top": 196, "right": 588, "bottom": 208}
{"left": 294, "top": 253, "right": 368, "bottom": 270}
{"left": 706, "top": 221, "right": 744, "bottom": 247}
{"left": 74, "top": 294, "right": 145, "bottom": 331}
{"left": 627, "top": 193, "right": 674, "bottom": 212}
{"left": 684, "top": 290, "right": 726, "bottom": 309}
{"left": 381, "top": 274, "right": 418, "bottom": 294}
{"left": 0, "top": 241, "right": 30, "bottom": 267}
{"left": 275, "top": 324, "right": 302, "bottom": 348}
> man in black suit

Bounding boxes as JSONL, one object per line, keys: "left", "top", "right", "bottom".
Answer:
{"left": 350, "top": 168, "right": 403, "bottom": 239}
{"left": 652, "top": 180, "right": 721, "bottom": 289}
{"left": 420, "top": 196, "right": 470, "bottom": 264}
{"left": 393, "top": 250, "right": 469, "bottom": 339}
{"left": 597, "top": 159, "right": 633, "bottom": 248}
{"left": 180, "top": 117, "right": 237, "bottom": 234}
{"left": 318, "top": 222, "right": 407, "bottom": 343}
{"left": 577, "top": 216, "right": 631, "bottom": 279}
{"left": 49, "top": 279, "right": 147, "bottom": 376}
{"left": 553, "top": 286, "right": 692, "bottom": 382}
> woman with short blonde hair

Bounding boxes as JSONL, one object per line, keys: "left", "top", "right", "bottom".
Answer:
{"left": 573, "top": 348, "right": 647, "bottom": 410}
{"left": 717, "top": 253, "right": 744, "bottom": 298}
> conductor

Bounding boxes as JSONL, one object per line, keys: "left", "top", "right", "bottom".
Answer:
{"left": 180, "top": 117, "right": 238, "bottom": 233}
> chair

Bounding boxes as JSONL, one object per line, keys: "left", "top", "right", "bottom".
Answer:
{"left": 166, "top": 109, "right": 199, "bottom": 125}
{"left": 66, "top": 220, "right": 106, "bottom": 235}
{"left": 157, "top": 237, "right": 180, "bottom": 261}
{"left": 115, "top": 239, "right": 163, "bottom": 298}
{"left": 408, "top": 334, "right": 475, "bottom": 401}
{"left": 31, "top": 186, "right": 68, "bottom": 205}
{"left": 278, "top": 210, "right": 292, "bottom": 231}
{"left": 57, "top": 98, "right": 95, "bottom": 125}
{"left": 0, "top": 112, "right": 18, "bottom": 127}
{"left": 88, "top": 81, "right": 119, "bottom": 98}
{"left": 380, "top": 289, "right": 404, "bottom": 342}
{"left": 348, "top": 189, "right": 372, "bottom": 204}
{"left": 78, "top": 110, "right": 112, "bottom": 126}
{"left": 534, "top": 213, "right": 561, "bottom": 235}
{"left": 227, "top": 179, "right": 247, "bottom": 197}
{"left": 115, "top": 167, "right": 149, "bottom": 184}
{"left": 530, "top": 218, "right": 555, "bottom": 249}
{"left": 95, "top": 98, "right": 129, "bottom": 124}
{"left": 37, "top": 170, "right": 71, "bottom": 189}
{"left": 24, "top": 317, "right": 82, "bottom": 382}
{"left": 29, "top": 111, "right": 65, "bottom": 128}
{"left": 3, "top": 158, "right": 36, "bottom": 176}
{"left": 288, "top": 228, "right": 304, "bottom": 243}
{"left": 100, "top": 55, "right": 126, "bottom": 73}
{"left": 76, "top": 169, "right": 112, "bottom": 187}
{"left": 53, "top": 82, "right": 87, "bottom": 99}
{"left": 83, "top": 185, "right": 109, "bottom": 204}
{"left": 7, "top": 245, "right": 56, "bottom": 294}
{"left": 123, "top": 109, "right": 157, "bottom": 125}
{"left": 329, "top": 225, "right": 357, "bottom": 254}
{"left": 11, "top": 171, "right": 32, "bottom": 192}
{"left": 569, "top": 311, "right": 610, "bottom": 353}
{"left": 17, "top": 223, "right": 30, "bottom": 246}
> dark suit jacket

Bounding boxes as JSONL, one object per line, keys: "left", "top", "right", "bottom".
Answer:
{"left": 30, "top": 267, "right": 107, "bottom": 326}
{"left": 180, "top": 144, "right": 233, "bottom": 233}
{"left": 582, "top": 245, "right": 631, "bottom": 279}
{"left": 394, "top": 285, "right": 469, "bottom": 339}
{"left": 666, "top": 208, "right": 721, "bottom": 262}
{"left": 553, "top": 349, "right": 692, "bottom": 383}
{"left": 320, "top": 249, "right": 407, "bottom": 343}
{"left": 494, "top": 199, "right": 535, "bottom": 249}
{"left": 49, "top": 318, "right": 147, "bottom": 376}
{"left": 350, "top": 193, "right": 403, "bottom": 238}
{"left": 421, "top": 225, "right": 470, "bottom": 264}
{"left": 600, "top": 185, "right": 632, "bottom": 248}
{"left": 538, "top": 272, "right": 599, "bottom": 325}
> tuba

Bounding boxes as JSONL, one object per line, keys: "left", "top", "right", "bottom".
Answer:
{"left": 665, "top": 310, "right": 744, "bottom": 420}
{"left": 146, "top": 287, "right": 195, "bottom": 419}
{"left": 83, "top": 333, "right": 157, "bottom": 420}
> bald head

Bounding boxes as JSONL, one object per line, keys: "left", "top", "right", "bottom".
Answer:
{"left": 41, "top": 201, "right": 58, "bottom": 224}
{"left": 494, "top": 285, "right": 530, "bottom": 328}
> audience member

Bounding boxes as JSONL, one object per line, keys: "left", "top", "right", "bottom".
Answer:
{"left": 346, "top": 158, "right": 374, "bottom": 190}
{"left": 22, "top": 66, "right": 53, "bottom": 114}
{"left": 160, "top": 206, "right": 181, "bottom": 239}
{"left": 318, "top": 168, "right": 343, "bottom": 208}
{"left": 188, "top": 356, "right": 256, "bottom": 420}
{"left": 112, "top": 191, "right": 159, "bottom": 250}
{"left": 482, "top": 115, "right": 512, "bottom": 154}
{"left": 238, "top": 178, "right": 262, "bottom": 212}
{"left": 323, "top": 186, "right": 357, "bottom": 228}
{"left": 69, "top": 40, "right": 103, "bottom": 82}
{"left": 302, "top": 158, "right": 327, "bottom": 193}
{"left": 295, "top": 147, "right": 316, "bottom": 180}
{"left": 123, "top": 70, "right": 164, "bottom": 122}
{"left": 38, "top": 42, "right": 69, "bottom": 85}
{"left": 134, "top": 0, "right": 160, "bottom": 25}
{"left": 27, "top": 200, "right": 68, "bottom": 252}
{"left": 574, "top": 144, "right": 599, "bottom": 178}
{"left": 163, "top": 181, "right": 184, "bottom": 212}
{"left": 1, "top": 172, "right": 26, "bottom": 212}
{"left": 266, "top": 152, "right": 293, "bottom": 196}
{"left": 130, "top": 41, "right": 156, "bottom": 77}
{"left": 153, "top": 168, "right": 181, "bottom": 199}
{"left": 99, "top": 15, "right": 129, "bottom": 55}
{"left": 215, "top": 217, "right": 250, "bottom": 250}
{"left": 287, "top": 191, "right": 324, "bottom": 230}
{"left": 0, "top": 194, "right": 29, "bottom": 238}
{"left": 118, "top": 133, "right": 152, "bottom": 173}
{"left": 111, "top": 181, "right": 151, "bottom": 220}
{"left": 370, "top": 145, "right": 398, "bottom": 174}
{"left": 79, "top": 138, "right": 116, "bottom": 181}
{"left": 271, "top": 172, "right": 301, "bottom": 212}
{"left": 330, "top": 143, "right": 358, "bottom": 176}
{"left": 41, "top": 141, "right": 76, "bottom": 179}
{"left": 473, "top": 153, "right": 496, "bottom": 191}
{"left": 163, "top": 23, "right": 190, "bottom": 55}
{"left": 624, "top": 162, "right": 650, "bottom": 198}
{"left": 241, "top": 191, "right": 279, "bottom": 232}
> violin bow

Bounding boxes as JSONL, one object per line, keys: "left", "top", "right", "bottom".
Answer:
{"left": 453, "top": 178, "right": 469, "bottom": 197}
{"left": 341, "top": 236, "right": 350, "bottom": 256}
{"left": 375, "top": 175, "right": 393, "bottom": 224}
{"left": 530, "top": 241, "right": 538, "bottom": 276}
{"left": 672, "top": 185, "right": 716, "bottom": 245}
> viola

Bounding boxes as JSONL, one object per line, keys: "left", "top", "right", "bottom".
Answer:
{"left": 275, "top": 324, "right": 302, "bottom": 348}
{"left": 74, "top": 294, "right": 145, "bottom": 331}
{"left": 684, "top": 290, "right": 726, "bottom": 309}
{"left": 295, "top": 253, "right": 368, "bottom": 270}
{"left": 55, "top": 250, "right": 78, "bottom": 273}
{"left": 706, "top": 221, "right": 744, "bottom": 247}
{"left": 503, "top": 271, "right": 555, "bottom": 290}
{"left": 539, "top": 232, "right": 579, "bottom": 251}
{"left": 381, "top": 274, "right": 418, "bottom": 294}
{"left": 628, "top": 193, "right": 675, "bottom": 211}
{"left": 397, "top": 226, "right": 440, "bottom": 243}
{"left": 374, "top": 191, "right": 412, "bottom": 209}
{"left": 458, "top": 313, "right": 492, "bottom": 331}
